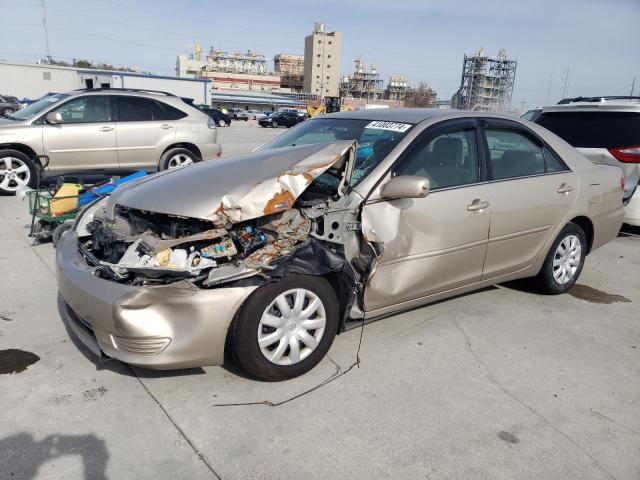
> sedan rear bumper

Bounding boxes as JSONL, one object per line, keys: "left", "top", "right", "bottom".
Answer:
{"left": 55, "top": 233, "right": 256, "bottom": 369}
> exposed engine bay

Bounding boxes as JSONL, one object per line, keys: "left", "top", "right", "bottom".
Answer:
{"left": 80, "top": 205, "right": 320, "bottom": 287}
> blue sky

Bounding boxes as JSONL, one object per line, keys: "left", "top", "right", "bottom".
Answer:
{"left": 1, "top": 0, "right": 639, "bottom": 108}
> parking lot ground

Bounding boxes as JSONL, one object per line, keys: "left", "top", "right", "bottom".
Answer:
{"left": 0, "top": 124, "right": 638, "bottom": 479}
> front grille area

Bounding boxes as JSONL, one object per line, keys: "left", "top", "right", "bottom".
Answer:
{"left": 111, "top": 335, "right": 171, "bottom": 356}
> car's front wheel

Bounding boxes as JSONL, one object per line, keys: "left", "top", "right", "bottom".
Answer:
{"left": 229, "top": 274, "right": 339, "bottom": 381}
{"left": 533, "top": 222, "right": 586, "bottom": 294}
{"left": 217, "top": 119, "right": 226, "bottom": 127}
{"left": 272, "top": 121, "right": 279, "bottom": 128}
{"left": 0, "top": 149, "right": 38, "bottom": 195}
{"left": 2, "top": 107, "right": 14, "bottom": 117}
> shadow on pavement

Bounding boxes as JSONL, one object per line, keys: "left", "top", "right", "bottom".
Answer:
{"left": 0, "top": 432, "right": 108, "bottom": 480}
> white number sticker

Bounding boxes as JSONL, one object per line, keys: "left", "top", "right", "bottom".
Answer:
{"left": 365, "top": 121, "right": 412, "bottom": 132}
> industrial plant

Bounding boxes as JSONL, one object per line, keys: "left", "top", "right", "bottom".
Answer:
{"left": 451, "top": 48, "right": 517, "bottom": 112}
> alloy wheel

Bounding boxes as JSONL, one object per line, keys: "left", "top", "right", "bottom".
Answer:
{"left": 257, "top": 288, "right": 327, "bottom": 365}
{"left": 552, "top": 234, "right": 581, "bottom": 285}
{"left": 167, "top": 153, "right": 193, "bottom": 169}
{"left": 0, "top": 157, "right": 31, "bottom": 192}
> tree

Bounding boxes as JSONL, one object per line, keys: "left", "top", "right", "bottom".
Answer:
{"left": 404, "top": 81, "right": 438, "bottom": 108}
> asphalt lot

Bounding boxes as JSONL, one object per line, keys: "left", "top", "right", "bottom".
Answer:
{"left": 1, "top": 121, "right": 639, "bottom": 480}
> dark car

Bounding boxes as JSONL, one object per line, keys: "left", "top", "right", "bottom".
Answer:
{"left": 200, "top": 107, "right": 231, "bottom": 127}
{"left": 258, "top": 111, "right": 303, "bottom": 128}
{"left": 0, "top": 95, "right": 20, "bottom": 117}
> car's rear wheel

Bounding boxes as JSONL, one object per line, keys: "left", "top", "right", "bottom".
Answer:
{"left": 2, "top": 107, "right": 14, "bottom": 117}
{"left": 229, "top": 274, "right": 338, "bottom": 381}
{"left": 159, "top": 147, "right": 200, "bottom": 170}
{"left": 0, "top": 150, "right": 38, "bottom": 195}
{"left": 217, "top": 119, "right": 226, "bottom": 127}
{"left": 533, "top": 222, "right": 586, "bottom": 294}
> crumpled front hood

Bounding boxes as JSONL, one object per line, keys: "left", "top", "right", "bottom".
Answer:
{"left": 108, "top": 140, "right": 355, "bottom": 226}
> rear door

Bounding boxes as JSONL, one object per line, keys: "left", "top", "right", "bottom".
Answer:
{"left": 42, "top": 95, "right": 118, "bottom": 170}
{"left": 114, "top": 96, "right": 182, "bottom": 168}
{"left": 362, "top": 119, "right": 492, "bottom": 314}
{"left": 480, "top": 119, "right": 578, "bottom": 280}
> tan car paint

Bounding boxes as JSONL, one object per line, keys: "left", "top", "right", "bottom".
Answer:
{"left": 42, "top": 121, "right": 119, "bottom": 169}
{"left": 114, "top": 119, "right": 176, "bottom": 168}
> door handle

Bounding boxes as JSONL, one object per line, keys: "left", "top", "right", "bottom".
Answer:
{"left": 160, "top": 124, "right": 173, "bottom": 129}
{"left": 467, "top": 199, "right": 490, "bottom": 212}
{"left": 99, "top": 126, "right": 114, "bottom": 132}
{"left": 557, "top": 183, "right": 574, "bottom": 194}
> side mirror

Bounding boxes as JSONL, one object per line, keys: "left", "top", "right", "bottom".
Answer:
{"left": 46, "top": 111, "right": 63, "bottom": 124}
{"left": 380, "top": 175, "right": 430, "bottom": 200}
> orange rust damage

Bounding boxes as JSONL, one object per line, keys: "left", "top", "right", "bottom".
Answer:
{"left": 263, "top": 190, "right": 295, "bottom": 215}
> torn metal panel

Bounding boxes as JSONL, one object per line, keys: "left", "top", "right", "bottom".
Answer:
{"left": 106, "top": 140, "right": 356, "bottom": 227}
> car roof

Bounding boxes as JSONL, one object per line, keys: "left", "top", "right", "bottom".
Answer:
{"left": 321, "top": 108, "right": 533, "bottom": 124}
{"left": 541, "top": 99, "right": 640, "bottom": 113}
{"left": 65, "top": 89, "right": 180, "bottom": 100}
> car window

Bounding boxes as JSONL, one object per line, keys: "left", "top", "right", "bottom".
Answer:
{"left": 259, "top": 118, "right": 413, "bottom": 194}
{"left": 9, "top": 93, "right": 68, "bottom": 121}
{"left": 485, "top": 128, "right": 546, "bottom": 180}
{"left": 116, "top": 96, "right": 153, "bottom": 122}
{"left": 152, "top": 100, "right": 187, "bottom": 120}
{"left": 395, "top": 128, "right": 479, "bottom": 189}
{"left": 54, "top": 96, "right": 111, "bottom": 123}
{"left": 544, "top": 146, "right": 567, "bottom": 172}
{"left": 535, "top": 111, "right": 640, "bottom": 149}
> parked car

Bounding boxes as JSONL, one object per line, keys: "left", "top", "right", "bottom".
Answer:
{"left": 226, "top": 108, "right": 243, "bottom": 120}
{"left": 200, "top": 107, "right": 231, "bottom": 127}
{"left": 258, "top": 111, "right": 304, "bottom": 128}
{"left": 0, "top": 88, "right": 221, "bottom": 195}
{"left": 57, "top": 109, "right": 624, "bottom": 381}
{"left": 0, "top": 95, "right": 20, "bottom": 117}
{"left": 534, "top": 96, "right": 640, "bottom": 226}
{"left": 521, "top": 108, "right": 542, "bottom": 122}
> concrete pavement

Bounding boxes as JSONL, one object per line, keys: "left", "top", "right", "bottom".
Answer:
{"left": 0, "top": 123, "right": 638, "bottom": 479}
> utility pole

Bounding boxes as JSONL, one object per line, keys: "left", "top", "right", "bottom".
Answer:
{"left": 41, "top": 0, "right": 52, "bottom": 63}
{"left": 561, "top": 67, "right": 571, "bottom": 99}
{"left": 546, "top": 69, "right": 554, "bottom": 104}
{"left": 631, "top": 77, "right": 636, "bottom": 96}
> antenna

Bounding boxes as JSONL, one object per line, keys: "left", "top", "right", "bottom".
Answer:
{"left": 546, "top": 69, "right": 554, "bottom": 104}
{"left": 41, "top": 0, "right": 52, "bottom": 62}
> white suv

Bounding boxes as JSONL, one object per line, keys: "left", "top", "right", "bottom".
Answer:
{"left": 0, "top": 88, "right": 221, "bottom": 195}
{"left": 535, "top": 97, "right": 640, "bottom": 226}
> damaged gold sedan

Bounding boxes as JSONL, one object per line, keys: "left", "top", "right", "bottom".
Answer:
{"left": 56, "top": 109, "right": 624, "bottom": 380}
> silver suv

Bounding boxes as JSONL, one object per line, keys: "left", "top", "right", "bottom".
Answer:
{"left": 0, "top": 88, "right": 221, "bottom": 195}
{"left": 535, "top": 96, "right": 640, "bottom": 226}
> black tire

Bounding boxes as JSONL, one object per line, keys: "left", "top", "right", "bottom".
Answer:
{"left": 52, "top": 222, "right": 73, "bottom": 248}
{"left": 225, "top": 120, "right": 231, "bottom": 126}
{"left": 0, "top": 149, "right": 39, "bottom": 196}
{"left": 158, "top": 147, "right": 200, "bottom": 171}
{"left": 2, "top": 107, "right": 14, "bottom": 117}
{"left": 272, "top": 121, "right": 278, "bottom": 128}
{"left": 229, "top": 274, "right": 339, "bottom": 381}
{"left": 533, "top": 222, "right": 586, "bottom": 294}
{"left": 217, "top": 119, "right": 225, "bottom": 127}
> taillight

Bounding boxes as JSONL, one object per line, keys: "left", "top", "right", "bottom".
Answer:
{"left": 609, "top": 145, "right": 640, "bottom": 163}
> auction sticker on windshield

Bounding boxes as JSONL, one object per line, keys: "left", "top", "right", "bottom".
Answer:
{"left": 365, "top": 121, "right": 412, "bottom": 132}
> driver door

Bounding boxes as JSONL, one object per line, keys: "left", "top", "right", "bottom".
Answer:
{"left": 361, "top": 119, "right": 492, "bottom": 315}
{"left": 42, "top": 96, "right": 118, "bottom": 170}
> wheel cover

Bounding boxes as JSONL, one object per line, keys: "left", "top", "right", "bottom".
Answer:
{"left": 272, "top": 121, "right": 278, "bottom": 127}
{"left": 218, "top": 119, "right": 225, "bottom": 127}
{"left": 257, "top": 288, "right": 327, "bottom": 366}
{"left": 0, "top": 157, "right": 30, "bottom": 192}
{"left": 553, "top": 234, "right": 581, "bottom": 285}
{"left": 167, "top": 153, "right": 193, "bottom": 169}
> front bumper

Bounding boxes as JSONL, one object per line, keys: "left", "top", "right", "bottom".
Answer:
{"left": 55, "top": 232, "right": 256, "bottom": 369}
{"left": 623, "top": 186, "right": 640, "bottom": 227}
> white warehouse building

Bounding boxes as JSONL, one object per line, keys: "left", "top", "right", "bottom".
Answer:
{"left": 0, "top": 61, "right": 211, "bottom": 104}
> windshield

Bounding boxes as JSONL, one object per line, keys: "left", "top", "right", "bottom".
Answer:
{"left": 259, "top": 118, "right": 413, "bottom": 192}
{"left": 8, "top": 93, "right": 69, "bottom": 121}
